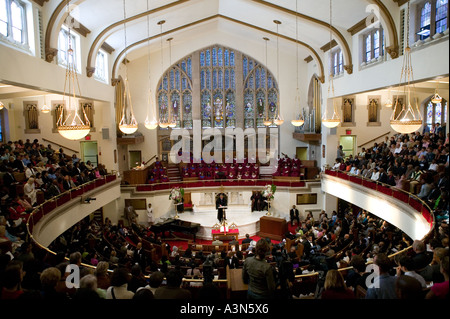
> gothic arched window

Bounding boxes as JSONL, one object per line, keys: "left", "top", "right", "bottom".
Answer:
{"left": 243, "top": 55, "right": 278, "bottom": 128}
{"left": 157, "top": 56, "right": 192, "bottom": 129}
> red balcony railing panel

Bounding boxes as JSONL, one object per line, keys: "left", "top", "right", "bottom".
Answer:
{"left": 409, "top": 198, "right": 423, "bottom": 213}
{"left": 95, "top": 179, "right": 106, "bottom": 187}
{"left": 56, "top": 193, "right": 71, "bottom": 206}
{"left": 362, "top": 180, "right": 377, "bottom": 190}
{"left": 42, "top": 201, "right": 57, "bottom": 215}
{"left": 71, "top": 188, "right": 83, "bottom": 198}
{"left": 377, "top": 185, "right": 393, "bottom": 196}
{"left": 105, "top": 175, "right": 116, "bottom": 183}
{"left": 393, "top": 190, "right": 409, "bottom": 203}
{"left": 32, "top": 209, "right": 43, "bottom": 224}
{"left": 136, "top": 185, "right": 153, "bottom": 192}
{"left": 421, "top": 207, "right": 432, "bottom": 225}
{"left": 349, "top": 176, "right": 363, "bottom": 185}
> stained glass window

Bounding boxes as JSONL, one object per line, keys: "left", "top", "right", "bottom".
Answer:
{"left": 419, "top": 2, "right": 432, "bottom": 40}
{"left": 425, "top": 99, "right": 448, "bottom": 130}
{"left": 182, "top": 91, "right": 192, "bottom": 129}
{"left": 373, "top": 30, "right": 380, "bottom": 59}
{"left": 199, "top": 45, "right": 236, "bottom": 129}
{"left": 365, "top": 34, "right": 372, "bottom": 62}
{"left": 243, "top": 55, "right": 278, "bottom": 128}
{"left": 157, "top": 56, "right": 194, "bottom": 130}
{"left": 427, "top": 102, "right": 434, "bottom": 128}
{"left": 436, "top": 0, "right": 448, "bottom": 33}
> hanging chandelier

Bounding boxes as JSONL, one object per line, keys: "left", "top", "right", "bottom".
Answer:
{"left": 291, "top": 0, "right": 305, "bottom": 127}
{"left": 57, "top": 0, "right": 90, "bottom": 140}
{"left": 273, "top": 20, "right": 284, "bottom": 126}
{"left": 144, "top": 0, "right": 158, "bottom": 130}
{"left": 157, "top": 20, "right": 170, "bottom": 129}
{"left": 262, "top": 36, "right": 272, "bottom": 127}
{"left": 390, "top": 1, "right": 422, "bottom": 134}
{"left": 41, "top": 94, "right": 51, "bottom": 113}
{"left": 385, "top": 87, "right": 393, "bottom": 108}
{"left": 118, "top": 0, "right": 138, "bottom": 135}
{"left": 322, "top": 0, "right": 340, "bottom": 129}
{"left": 167, "top": 37, "right": 177, "bottom": 128}
{"left": 431, "top": 80, "right": 442, "bottom": 104}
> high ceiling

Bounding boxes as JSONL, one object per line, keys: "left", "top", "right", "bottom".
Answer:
{"left": 40, "top": 0, "right": 408, "bottom": 81}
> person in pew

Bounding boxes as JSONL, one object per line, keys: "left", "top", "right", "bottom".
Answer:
{"left": 47, "top": 179, "right": 61, "bottom": 199}
{"left": 242, "top": 234, "right": 252, "bottom": 244}
{"left": 225, "top": 251, "right": 240, "bottom": 269}
{"left": 23, "top": 177, "right": 37, "bottom": 206}
{"left": 242, "top": 239, "right": 276, "bottom": 299}
{"left": 154, "top": 269, "right": 192, "bottom": 299}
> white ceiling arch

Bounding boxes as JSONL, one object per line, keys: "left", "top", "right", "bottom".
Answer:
{"left": 42, "top": 0, "right": 400, "bottom": 82}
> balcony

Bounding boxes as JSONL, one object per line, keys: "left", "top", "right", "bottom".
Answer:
{"left": 322, "top": 170, "right": 434, "bottom": 241}
{"left": 27, "top": 175, "right": 120, "bottom": 247}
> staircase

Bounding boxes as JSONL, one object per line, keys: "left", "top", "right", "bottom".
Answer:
{"left": 167, "top": 164, "right": 182, "bottom": 182}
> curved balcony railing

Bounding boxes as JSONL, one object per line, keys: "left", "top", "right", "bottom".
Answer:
{"left": 26, "top": 174, "right": 118, "bottom": 250}
{"left": 323, "top": 168, "right": 435, "bottom": 242}
{"left": 122, "top": 178, "right": 320, "bottom": 192}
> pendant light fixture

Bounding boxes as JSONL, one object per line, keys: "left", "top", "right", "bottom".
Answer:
{"left": 263, "top": 36, "right": 273, "bottom": 126}
{"left": 157, "top": 20, "right": 170, "bottom": 129}
{"left": 167, "top": 37, "right": 177, "bottom": 128}
{"left": 144, "top": 0, "right": 158, "bottom": 130}
{"left": 390, "top": 1, "right": 422, "bottom": 134}
{"left": 431, "top": 80, "right": 443, "bottom": 104}
{"left": 41, "top": 94, "right": 51, "bottom": 113}
{"left": 322, "top": 0, "right": 341, "bottom": 129}
{"left": 291, "top": 0, "right": 305, "bottom": 127}
{"left": 273, "top": 19, "right": 284, "bottom": 126}
{"left": 0, "top": 101, "right": 4, "bottom": 110}
{"left": 57, "top": 0, "right": 90, "bottom": 140}
{"left": 385, "top": 87, "right": 393, "bottom": 108}
{"left": 118, "top": 0, "right": 138, "bottom": 135}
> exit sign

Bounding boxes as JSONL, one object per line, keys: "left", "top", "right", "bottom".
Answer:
{"left": 346, "top": 130, "right": 352, "bottom": 135}
{"left": 85, "top": 135, "right": 91, "bottom": 140}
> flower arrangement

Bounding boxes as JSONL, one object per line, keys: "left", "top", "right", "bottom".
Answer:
{"left": 169, "top": 187, "right": 184, "bottom": 204}
{"left": 262, "top": 184, "right": 276, "bottom": 200}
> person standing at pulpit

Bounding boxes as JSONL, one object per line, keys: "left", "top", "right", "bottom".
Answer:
{"left": 290, "top": 205, "right": 300, "bottom": 226}
{"left": 216, "top": 193, "right": 227, "bottom": 223}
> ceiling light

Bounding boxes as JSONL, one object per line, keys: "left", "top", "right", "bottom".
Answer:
{"left": 390, "top": 2, "right": 422, "bottom": 134}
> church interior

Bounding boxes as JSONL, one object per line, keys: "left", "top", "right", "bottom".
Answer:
{"left": 0, "top": 0, "right": 448, "bottom": 302}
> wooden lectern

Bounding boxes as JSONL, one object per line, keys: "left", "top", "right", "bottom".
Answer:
{"left": 122, "top": 166, "right": 149, "bottom": 185}
{"left": 258, "top": 216, "right": 287, "bottom": 241}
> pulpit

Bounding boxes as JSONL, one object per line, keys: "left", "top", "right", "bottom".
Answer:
{"left": 258, "top": 216, "right": 287, "bottom": 241}
{"left": 122, "top": 166, "right": 149, "bottom": 185}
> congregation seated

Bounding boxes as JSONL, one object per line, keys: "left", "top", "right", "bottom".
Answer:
{"left": 329, "top": 130, "right": 449, "bottom": 204}
{"left": 0, "top": 139, "right": 111, "bottom": 229}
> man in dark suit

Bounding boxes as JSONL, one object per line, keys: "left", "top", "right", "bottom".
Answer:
{"left": 216, "top": 193, "right": 227, "bottom": 223}
{"left": 133, "top": 242, "right": 146, "bottom": 269}
{"left": 225, "top": 251, "right": 239, "bottom": 269}
{"left": 289, "top": 205, "right": 300, "bottom": 226}
{"left": 302, "top": 235, "right": 314, "bottom": 260}
{"left": 242, "top": 234, "right": 252, "bottom": 244}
